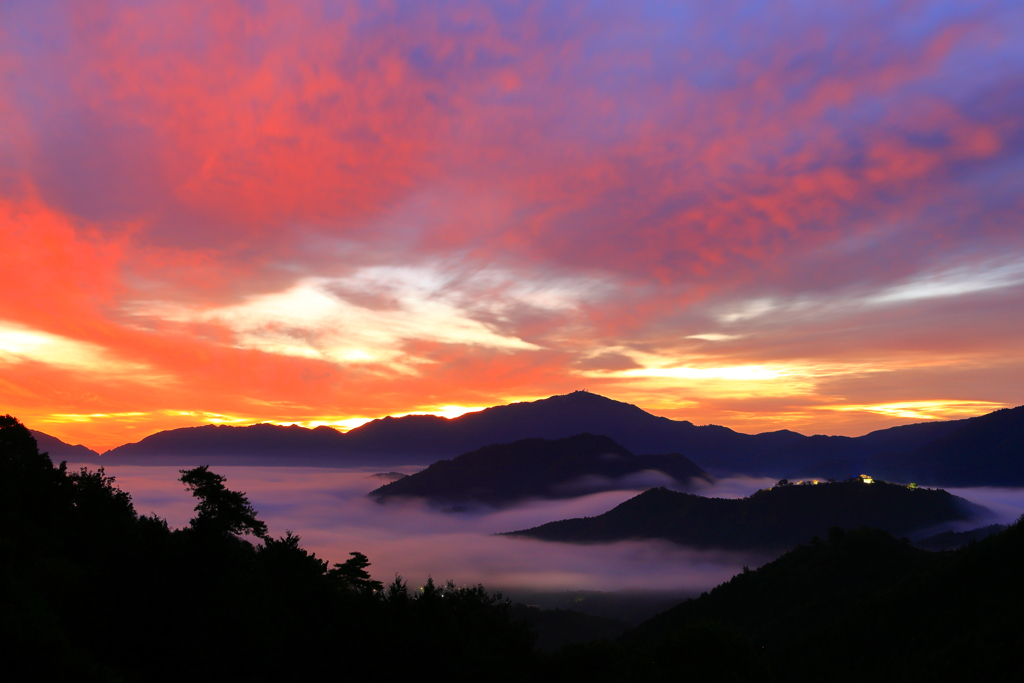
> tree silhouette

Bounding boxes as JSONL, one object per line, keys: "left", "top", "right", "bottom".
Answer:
{"left": 179, "top": 465, "right": 268, "bottom": 538}
{"left": 329, "top": 551, "right": 384, "bottom": 592}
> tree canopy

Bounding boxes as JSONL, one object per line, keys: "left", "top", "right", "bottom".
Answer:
{"left": 179, "top": 465, "right": 268, "bottom": 538}
{"left": 329, "top": 551, "right": 384, "bottom": 592}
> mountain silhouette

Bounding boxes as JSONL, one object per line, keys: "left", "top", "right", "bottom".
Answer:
{"left": 84, "top": 392, "right": 1021, "bottom": 485}
{"left": 798, "top": 405, "right": 1024, "bottom": 486}
{"left": 370, "top": 433, "right": 712, "bottom": 507}
{"left": 29, "top": 430, "right": 101, "bottom": 462}
{"left": 872, "top": 405, "right": 1024, "bottom": 485}
{"left": 505, "top": 480, "right": 985, "bottom": 551}
{"left": 99, "top": 422, "right": 350, "bottom": 466}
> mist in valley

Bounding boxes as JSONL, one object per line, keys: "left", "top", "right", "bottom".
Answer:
{"left": 73, "top": 462, "right": 1024, "bottom": 618}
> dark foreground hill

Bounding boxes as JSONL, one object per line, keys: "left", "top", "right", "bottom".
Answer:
{"left": 914, "top": 523, "right": 1007, "bottom": 551}
{"left": 84, "top": 392, "right": 1012, "bottom": 480}
{"left": 598, "top": 522, "right": 1024, "bottom": 682}
{"left": 507, "top": 480, "right": 985, "bottom": 551}
{"left": 370, "top": 433, "right": 711, "bottom": 507}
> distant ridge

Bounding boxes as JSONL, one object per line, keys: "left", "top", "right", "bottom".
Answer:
{"left": 29, "top": 430, "right": 101, "bottom": 462}
{"left": 99, "top": 422, "right": 349, "bottom": 466}
{"left": 370, "top": 433, "right": 712, "bottom": 507}
{"left": 799, "top": 405, "right": 1024, "bottom": 486}
{"left": 872, "top": 405, "right": 1024, "bottom": 486}
{"left": 65, "top": 392, "right": 1023, "bottom": 485}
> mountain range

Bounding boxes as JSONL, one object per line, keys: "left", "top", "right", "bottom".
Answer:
{"left": 370, "top": 433, "right": 711, "bottom": 507}
{"left": 30, "top": 391, "right": 1024, "bottom": 486}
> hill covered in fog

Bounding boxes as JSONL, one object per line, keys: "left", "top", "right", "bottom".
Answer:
{"left": 370, "top": 433, "right": 711, "bottom": 507}
{"left": 507, "top": 479, "right": 985, "bottom": 551}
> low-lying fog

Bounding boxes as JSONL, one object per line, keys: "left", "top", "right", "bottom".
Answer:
{"left": 70, "top": 463, "right": 1024, "bottom": 601}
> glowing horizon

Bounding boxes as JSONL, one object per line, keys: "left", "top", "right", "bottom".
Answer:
{"left": 2, "top": 2, "right": 1022, "bottom": 452}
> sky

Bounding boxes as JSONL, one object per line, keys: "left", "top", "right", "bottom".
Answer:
{"left": 2, "top": 0, "right": 1023, "bottom": 452}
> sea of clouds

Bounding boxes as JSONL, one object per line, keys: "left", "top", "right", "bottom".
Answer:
{"left": 69, "top": 463, "right": 1024, "bottom": 598}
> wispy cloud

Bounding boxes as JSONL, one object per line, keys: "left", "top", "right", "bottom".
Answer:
{"left": 714, "top": 257, "right": 1024, "bottom": 327}
{"left": 0, "top": 321, "right": 167, "bottom": 381}
{"left": 866, "top": 259, "right": 1024, "bottom": 306}
{"left": 133, "top": 271, "right": 547, "bottom": 370}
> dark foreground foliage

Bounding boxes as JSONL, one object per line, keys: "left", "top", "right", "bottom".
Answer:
{"left": 0, "top": 415, "right": 533, "bottom": 683}
{"left": 3, "top": 413, "right": 1023, "bottom": 682}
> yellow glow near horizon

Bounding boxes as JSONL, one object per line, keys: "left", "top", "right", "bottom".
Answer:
{"left": 820, "top": 400, "right": 1007, "bottom": 421}
{"left": 28, "top": 394, "right": 1014, "bottom": 454}
{"left": 286, "top": 417, "right": 377, "bottom": 431}
{"left": 185, "top": 405, "right": 491, "bottom": 432}
{"left": 279, "top": 405, "right": 489, "bottom": 431}
{"left": 40, "top": 404, "right": 491, "bottom": 440}
{"left": 395, "top": 405, "right": 488, "bottom": 420}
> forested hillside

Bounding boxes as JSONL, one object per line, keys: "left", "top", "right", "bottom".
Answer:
{"left": 0, "top": 415, "right": 533, "bottom": 682}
